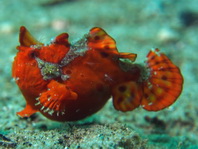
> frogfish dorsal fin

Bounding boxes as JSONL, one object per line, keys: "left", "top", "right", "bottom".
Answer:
{"left": 88, "top": 27, "right": 137, "bottom": 62}
{"left": 87, "top": 27, "right": 119, "bottom": 55}
{"left": 112, "top": 81, "right": 142, "bottom": 112}
{"left": 141, "top": 49, "right": 183, "bottom": 111}
{"left": 53, "top": 33, "right": 70, "bottom": 46}
{"left": 19, "top": 26, "right": 44, "bottom": 47}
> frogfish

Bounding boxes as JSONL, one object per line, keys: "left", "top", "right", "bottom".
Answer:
{"left": 12, "top": 26, "right": 183, "bottom": 122}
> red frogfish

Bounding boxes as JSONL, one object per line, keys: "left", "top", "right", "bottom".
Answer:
{"left": 12, "top": 26, "right": 183, "bottom": 121}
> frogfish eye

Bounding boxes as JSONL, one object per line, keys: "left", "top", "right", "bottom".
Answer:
{"left": 29, "top": 50, "right": 39, "bottom": 58}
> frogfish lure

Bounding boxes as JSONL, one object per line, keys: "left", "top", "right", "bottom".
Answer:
{"left": 12, "top": 26, "right": 183, "bottom": 122}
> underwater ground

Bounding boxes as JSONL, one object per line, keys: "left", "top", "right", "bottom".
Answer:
{"left": 0, "top": 0, "right": 198, "bottom": 148}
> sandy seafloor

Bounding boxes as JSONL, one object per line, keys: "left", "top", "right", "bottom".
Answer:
{"left": 0, "top": 0, "right": 198, "bottom": 148}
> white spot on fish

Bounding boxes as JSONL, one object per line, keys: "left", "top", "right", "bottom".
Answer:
{"left": 47, "top": 97, "right": 51, "bottom": 101}
{"left": 44, "top": 108, "right": 50, "bottom": 113}
{"left": 104, "top": 74, "right": 113, "bottom": 82}
{"left": 13, "top": 77, "right": 20, "bottom": 81}
{"left": 41, "top": 106, "right": 45, "bottom": 110}
{"left": 48, "top": 110, "right": 54, "bottom": 115}
{"left": 61, "top": 74, "right": 70, "bottom": 81}
{"left": 35, "top": 101, "right": 40, "bottom": 106}
{"left": 148, "top": 102, "right": 153, "bottom": 106}
{"left": 75, "top": 109, "right": 80, "bottom": 113}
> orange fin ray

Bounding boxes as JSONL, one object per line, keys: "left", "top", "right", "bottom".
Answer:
{"left": 112, "top": 81, "right": 142, "bottom": 112}
{"left": 119, "top": 52, "right": 137, "bottom": 62}
{"left": 141, "top": 49, "right": 183, "bottom": 111}
{"left": 19, "top": 26, "right": 44, "bottom": 47}
{"left": 36, "top": 80, "right": 78, "bottom": 115}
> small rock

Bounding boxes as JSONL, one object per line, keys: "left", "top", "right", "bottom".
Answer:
{"left": 51, "top": 19, "right": 69, "bottom": 31}
{"left": 0, "top": 22, "right": 14, "bottom": 34}
{"left": 157, "top": 28, "right": 179, "bottom": 43}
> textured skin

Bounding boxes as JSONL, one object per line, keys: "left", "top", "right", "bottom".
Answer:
{"left": 12, "top": 27, "right": 183, "bottom": 122}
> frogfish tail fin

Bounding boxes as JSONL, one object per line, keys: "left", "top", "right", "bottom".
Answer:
{"left": 141, "top": 48, "right": 183, "bottom": 111}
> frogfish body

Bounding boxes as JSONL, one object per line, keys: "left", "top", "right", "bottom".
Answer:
{"left": 12, "top": 26, "right": 183, "bottom": 121}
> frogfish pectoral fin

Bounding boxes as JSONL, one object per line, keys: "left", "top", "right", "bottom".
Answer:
{"left": 19, "top": 26, "right": 44, "bottom": 47}
{"left": 17, "top": 104, "right": 38, "bottom": 118}
{"left": 112, "top": 81, "right": 142, "bottom": 112}
{"left": 141, "top": 49, "right": 183, "bottom": 111}
{"left": 35, "top": 80, "right": 78, "bottom": 115}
